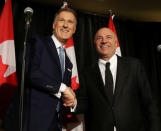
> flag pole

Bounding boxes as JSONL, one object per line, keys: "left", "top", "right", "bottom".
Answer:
{"left": 108, "top": 9, "right": 113, "bottom": 16}
{"left": 108, "top": 9, "right": 115, "bottom": 19}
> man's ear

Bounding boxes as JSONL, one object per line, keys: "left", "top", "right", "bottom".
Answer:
{"left": 115, "top": 38, "right": 118, "bottom": 47}
{"left": 73, "top": 26, "right": 76, "bottom": 34}
{"left": 53, "top": 23, "right": 55, "bottom": 30}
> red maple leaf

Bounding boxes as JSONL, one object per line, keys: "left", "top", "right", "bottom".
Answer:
{"left": 71, "top": 76, "right": 79, "bottom": 90}
{"left": 0, "top": 55, "right": 17, "bottom": 87}
{"left": 0, "top": 55, "right": 17, "bottom": 117}
{"left": 0, "top": 55, "right": 9, "bottom": 86}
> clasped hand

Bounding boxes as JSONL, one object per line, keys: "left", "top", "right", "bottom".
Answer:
{"left": 62, "top": 87, "right": 76, "bottom": 107}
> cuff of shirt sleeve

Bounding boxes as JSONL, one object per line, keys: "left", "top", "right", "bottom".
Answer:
{"left": 70, "top": 99, "right": 77, "bottom": 112}
{"left": 59, "top": 83, "right": 67, "bottom": 93}
{"left": 54, "top": 83, "right": 66, "bottom": 98}
{"left": 54, "top": 92, "right": 61, "bottom": 98}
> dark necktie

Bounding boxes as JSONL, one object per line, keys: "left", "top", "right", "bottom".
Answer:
{"left": 105, "top": 62, "right": 113, "bottom": 103}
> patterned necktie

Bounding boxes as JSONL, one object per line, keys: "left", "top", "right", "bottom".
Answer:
{"left": 59, "top": 46, "right": 65, "bottom": 79}
{"left": 56, "top": 46, "right": 65, "bottom": 129}
{"left": 105, "top": 62, "right": 114, "bottom": 103}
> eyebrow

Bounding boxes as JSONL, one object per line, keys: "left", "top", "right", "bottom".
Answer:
{"left": 58, "top": 17, "right": 75, "bottom": 22}
{"left": 96, "top": 35, "right": 112, "bottom": 38}
{"left": 106, "top": 35, "right": 112, "bottom": 38}
{"left": 96, "top": 36, "right": 102, "bottom": 38}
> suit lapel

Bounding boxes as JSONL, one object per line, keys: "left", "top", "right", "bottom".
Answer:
{"left": 63, "top": 52, "right": 73, "bottom": 85}
{"left": 42, "top": 36, "right": 73, "bottom": 84}
{"left": 65, "top": 51, "right": 73, "bottom": 70}
{"left": 43, "top": 36, "right": 61, "bottom": 73}
{"left": 93, "top": 57, "right": 129, "bottom": 105}
{"left": 114, "top": 56, "right": 129, "bottom": 102}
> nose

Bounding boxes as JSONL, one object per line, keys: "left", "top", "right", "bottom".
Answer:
{"left": 63, "top": 21, "right": 68, "bottom": 28}
{"left": 101, "top": 37, "right": 107, "bottom": 44}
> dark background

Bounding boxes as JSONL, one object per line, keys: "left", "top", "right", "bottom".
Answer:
{"left": 0, "top": 0, "right": 161, "bottom": 128}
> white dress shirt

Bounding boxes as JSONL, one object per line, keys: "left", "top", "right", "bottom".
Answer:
{"left": 51, "top": 35, "right": 66, "bottom": 98}
{"left": 98, "top": 54, "right": 117, "bottom": 131}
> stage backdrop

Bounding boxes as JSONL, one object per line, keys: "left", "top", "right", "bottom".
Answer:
{"left": 0, "top": 0, "right": 161, "bottom": 130}
{"left": 12, "top": 0, "right": 161, "bottom": 100}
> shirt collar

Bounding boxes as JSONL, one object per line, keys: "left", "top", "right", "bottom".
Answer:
{"left": 99, "top": 54, "right": 117, "bottom": 66}
{"left": 51, "top": 34, "right": 65, "bottom": 49}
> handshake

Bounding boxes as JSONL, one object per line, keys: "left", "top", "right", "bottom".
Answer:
{"left": 62, "top": 87, "right": 77, "bottom": 108}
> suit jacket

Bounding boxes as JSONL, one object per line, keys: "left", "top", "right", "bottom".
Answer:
{"left": 76, "top": 56, "right": 161, "bottom": 131}
{"left": 4, "top": 35, "right": 73, "bottom": 131}
{"left": 24, "top": 35, "right": 73, "bottom": 131}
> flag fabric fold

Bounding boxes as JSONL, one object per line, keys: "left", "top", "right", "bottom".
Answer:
{"left": 0, "top": 0, "right": 17, "bottom": 117}
{"left": 65, "top": 37, "right": 79, "bottom": 90}
{"left": 108, "top": 15, "right": 121, "bottom": 56}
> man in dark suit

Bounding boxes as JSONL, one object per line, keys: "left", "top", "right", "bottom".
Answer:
{"left": 23, "top": 8, "right": 77, "bottom": 131}
{"left": 75, "top": 27, "right": 161, "bottom": 131}
{"left": 4, "top": 8, "right": 76, "bottom": 131}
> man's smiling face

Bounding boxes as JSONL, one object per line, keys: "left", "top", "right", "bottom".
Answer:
{"left": 95, "top": 28, "right": 117, "bottom": 61}
{"left": 53, "top": 11, "right": 76, "bottom": 45}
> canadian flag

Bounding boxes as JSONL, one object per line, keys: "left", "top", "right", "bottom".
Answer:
{"left": 65, "top": 38, "right": 79, "bottom": 90}
{"left": 62, "top": 1, "right": 79, "bottom": 91}
{"left": 0, "top": 0, "right": 17, "bottom": 117}
{"left": 64, "top": 38, "right": 83, "bottom": 131}
{"left": 61, "top": 1, "right": 84, "bottom": 131}
{"left": 108, "top": 15, "right": 121, "bottom": 56}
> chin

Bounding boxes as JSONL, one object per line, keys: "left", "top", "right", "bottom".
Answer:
{"left": 62, "top": 36, "right": 71, "bottom": 40}
{"left": 63, "top": 37, "right": 70, "bottom": 40}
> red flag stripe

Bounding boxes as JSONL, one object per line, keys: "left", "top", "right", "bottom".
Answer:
{"left": 65, "top": 37, "right": 74, "bottom": 48}
{"left": 108, "top": 16, "right": 120, "bottom": 47}
{"left": 0, "top": 0, "right": 14, "bottom": 43}
{"left": 0, "top": 0, "right": 17, "bottom": 118}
